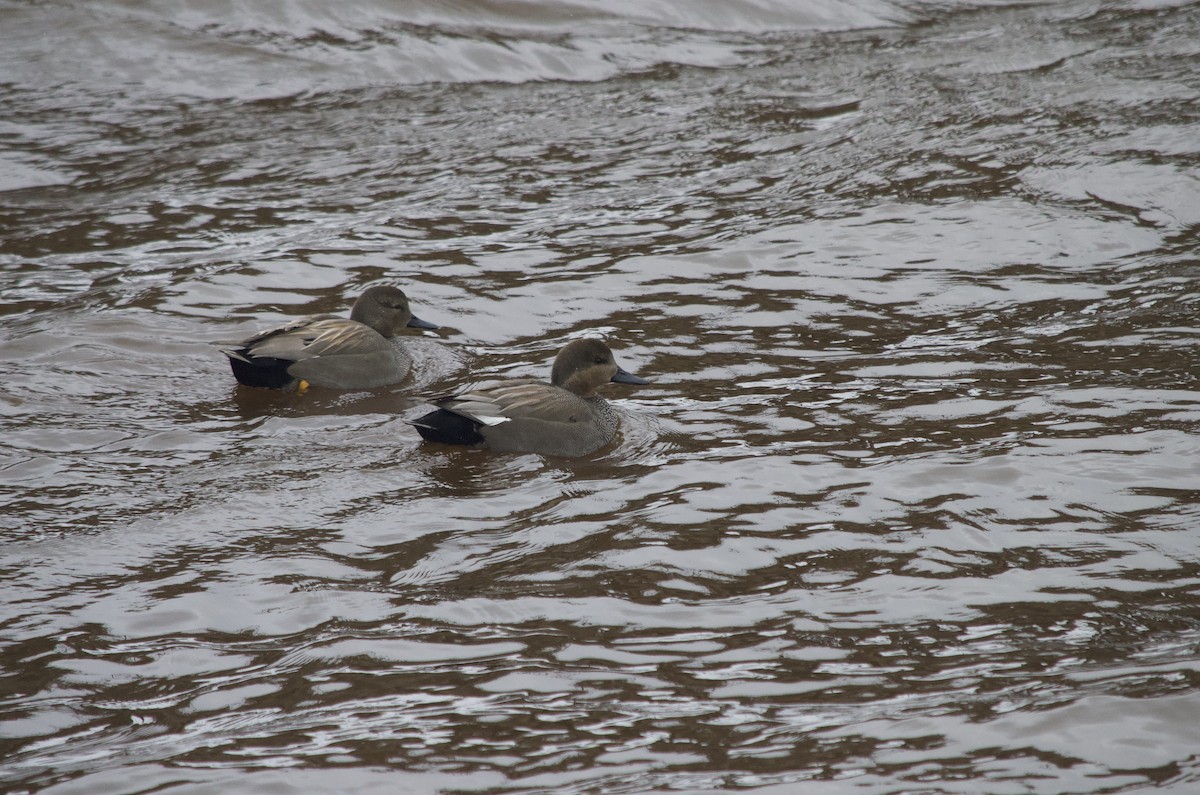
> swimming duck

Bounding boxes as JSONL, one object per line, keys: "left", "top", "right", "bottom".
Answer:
{"left": 411, "top": 338, "right": 649, "bottom": 457}
{"left": 218, "top": 285, "right": 437, "bottom": 391}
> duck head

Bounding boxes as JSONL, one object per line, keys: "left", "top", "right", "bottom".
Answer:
{"left": 551, "top": 338, "right": 649, "bottom": 396}
{"left": 351, "top": 285, "right": 438, "bottom": 337}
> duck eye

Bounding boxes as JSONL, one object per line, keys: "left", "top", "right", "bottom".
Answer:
{"left": 594, "top": 356, "right": 606, "bottom": 364}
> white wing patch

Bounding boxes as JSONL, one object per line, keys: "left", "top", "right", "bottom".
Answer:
{"left": 476, "top": 415, "right": 512, "bottom": 426}
{"left": 440, "top": 393, "right": 514, "bottom": 426}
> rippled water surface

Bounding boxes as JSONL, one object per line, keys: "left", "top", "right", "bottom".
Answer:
{"left": 2, "top": 0, "right": 1200, "bottom": 792}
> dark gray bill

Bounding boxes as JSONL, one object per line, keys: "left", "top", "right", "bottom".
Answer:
{"left": 611, "top": 366, "right": 650, "bottom": 385}
{"left": 407, "top": 315, "right": 439, "bottom": 330}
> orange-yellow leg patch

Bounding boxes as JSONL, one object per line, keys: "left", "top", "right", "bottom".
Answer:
{"left": 297, "top": 379, "right": 310, "bottom": 394}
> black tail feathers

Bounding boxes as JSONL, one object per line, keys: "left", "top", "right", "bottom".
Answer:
{"left": 226, "top": 352, "right": 296, "bottom": 390}
{"left": 410, "top": 409, "right": 486, "bottom": 446}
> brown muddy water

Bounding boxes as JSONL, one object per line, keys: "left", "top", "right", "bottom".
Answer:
{"left": 2, "top": 1, "right": 1199, "bottom": 793}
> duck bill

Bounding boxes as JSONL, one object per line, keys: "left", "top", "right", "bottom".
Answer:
{"left": 611, "top": 367, "right": 650, "bottom": 385}
{"left": 407, "top": 315, "right": 439, "bottom": 330}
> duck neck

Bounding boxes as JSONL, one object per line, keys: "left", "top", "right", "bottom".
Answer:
{"left": 350, "top": 304, "right": 401, "bottom": 338}
{"left": 556, "top": 371, "right": 599, "bottom": 397}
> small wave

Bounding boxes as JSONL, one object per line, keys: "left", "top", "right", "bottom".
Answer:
{"left": 2, "top": 0, "right": 913, "bottom": 101}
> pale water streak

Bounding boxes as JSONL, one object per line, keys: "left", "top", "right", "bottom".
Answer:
{"left": 1, "top": 0, "right": 1199, "bottom": 793}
